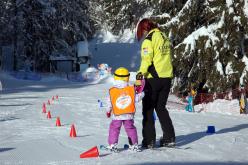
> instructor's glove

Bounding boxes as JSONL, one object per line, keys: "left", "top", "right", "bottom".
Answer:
{"left": 136, "top": 72, "right": 144, "bottom": 80}
{"left": 135, "top": 72, "right": 144, "bottom": 86}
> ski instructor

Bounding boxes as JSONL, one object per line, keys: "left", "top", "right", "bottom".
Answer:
{"left": 135, "top": 18, "right": 175, "bottom": 149}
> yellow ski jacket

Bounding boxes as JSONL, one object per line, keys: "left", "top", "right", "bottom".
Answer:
{"left": 138, "top": 28, "right": 173, "bottom": 78}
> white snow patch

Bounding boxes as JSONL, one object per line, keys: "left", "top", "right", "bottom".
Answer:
{"left": 94, "top": 29, "right": 135, "bottom": 43}
{"left": 233, "top": 16, "right": 241, "bottom": 25}
{"left": 195, "top": 99, "right": 240, "bottom": 115}
{"left": 240, "top": 55, "right": 248, "bottom": 84}
{"left": 216, "top": 60, "right": 224, "bottom": 75}
{"left": 226, "top": 0, "right": 234, "bottom": 14}
{"left": 244, "top": 0, "right": 248, "bottom": 17}
{"left": 225, "top": 62, "right": 236, "bottom": 75}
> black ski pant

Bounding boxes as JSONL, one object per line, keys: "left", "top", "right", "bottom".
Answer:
{"left": 142, "top": 78, "right": 175, "bottom": 145}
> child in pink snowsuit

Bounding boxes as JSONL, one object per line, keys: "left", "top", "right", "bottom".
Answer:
{"left": 106, "top": 67, "right": 144, "bottom": 152}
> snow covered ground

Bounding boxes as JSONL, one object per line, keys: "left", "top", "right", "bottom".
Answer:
{"left": 0, "top": 71, "right": 248, "bottom": 165}
{"left": 1, "top": 31, "right": 248, "bottom": 165}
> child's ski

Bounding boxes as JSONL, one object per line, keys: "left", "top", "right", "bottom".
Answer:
{"left": 99, "top": 145, "right": 120, "bottom": 153}
{"left": 123, "top": 144, "right": 142, "bottom": 152}
{"left": 100, "top": 144, "right": 142, "bottom": 153}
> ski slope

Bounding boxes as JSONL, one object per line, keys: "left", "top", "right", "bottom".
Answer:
{"left": 0, "top": 72, "right": 248, "bottom": 165}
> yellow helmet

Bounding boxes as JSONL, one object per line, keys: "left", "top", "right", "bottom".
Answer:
{"left": 114, "top": 67, "right": 130, "bottom": 82}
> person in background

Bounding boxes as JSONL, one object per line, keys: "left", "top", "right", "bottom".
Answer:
{"left": 135, "top": 18, "right": 175, "bottom": 149}
{"left": 239, "top": 85, "right": 247, "bottom": 114}
{"left": 185, "top": 90, "right": 194, "bottom": 112}
{"left": 0, "top": 80, "right": 2, "bottom": 99}
{"left": 0, "top": 80, "right": 2, "bottom": 92}
{"left": 105, "top": 67, "right": 144, "bottom": 152}
{"left": 98, "top": 63, "right": 112, "bottom": 77}
{"left": 191, "top": 86, "right": 197, "bottom": 99}
{"left": 24, "top": 57, "right": 32, "bottom": 72}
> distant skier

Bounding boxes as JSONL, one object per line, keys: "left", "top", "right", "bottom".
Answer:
{"left": 185, "top": 90, "right": 194, "bottom": 112}
{"left": 24, "top": 57, "right": 32, "bottom": 72}
{"left": 105, "top": 67, "right": 144, "bottom": 152}
{"left": 0, "top": 80, "right": 2, "bottom": 92}
{"left": 98, "top": 63, "right": 111, "bottom": 77}
{"left": 239, "top": 86, "right": 247, "bottom": 114}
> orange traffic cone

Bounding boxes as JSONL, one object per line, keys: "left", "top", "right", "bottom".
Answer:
{"left": 70, "top": 124, "right": 77, "bottom": 137}
{"left": 42, "top": 105, "right": 46, "bottom": 113}
{"left": 47, "top": 111, "right": 51, "bottom": 119}
{"left": 42, "top": 102, "right": 46, "bottom": 108}
{"left": 80, "top": 146, "right": 99, "bottom": 158}
{"left": 56, "top": 117, "right": 61, "bottom": 127}
{"left": 47, "top": 100, "right": 51, "bottom": 105}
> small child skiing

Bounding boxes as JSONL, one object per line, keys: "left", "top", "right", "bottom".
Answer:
{"left": 105, "top": 67, "right": 144, "bottom": 152}
{"left": 185, "top": 90, "right": 194, "bottom": 112}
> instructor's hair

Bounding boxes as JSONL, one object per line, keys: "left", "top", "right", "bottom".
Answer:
{"left": 136, "top": 18, "right": 158, "bottom": 41}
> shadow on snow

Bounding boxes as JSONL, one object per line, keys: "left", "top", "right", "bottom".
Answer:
{"left": 175, "top": 124, "right": 248, "bottom": 147}
{"left": 0, "top": 148, "right": 15, "bottom": 153}
{"left": 0, "top": 116, "right": 20, "bottom": 122}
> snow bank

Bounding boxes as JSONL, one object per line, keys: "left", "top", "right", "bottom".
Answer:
{"left": 195, "top": 99, "right": 240, "bottom": 115}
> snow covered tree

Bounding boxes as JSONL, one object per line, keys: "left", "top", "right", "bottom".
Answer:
{"left": 1, "top": 0, "right": 93, "bottom": 72}
{"left": 159, "top": 0, "right": 248, "bottom": 93}
{"left": 91, "top": 0, "right": 139, "bottom": 34}
{"left": 0, "top": 0, "right": 16, "bottom": 45}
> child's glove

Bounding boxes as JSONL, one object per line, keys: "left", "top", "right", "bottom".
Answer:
{"left": 135, "top": 80, "right": 142, "bottom": 86}
{"left": 106, "top": 111, "right": 111, "bottom": 118}
{"left": 135, "top": 79, "right": 145, "bottom": 94}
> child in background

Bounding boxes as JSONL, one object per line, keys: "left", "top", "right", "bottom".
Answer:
{"left": 98, "top": 63, "right": 112, "bottom": 77}
{"left": 185, "top": 90, "right": 194, "bottom": 112}
{"left": 239, "top": 86, "right": 247, "bottom": 114}
{"left": 105, "top": 67, "right": 144, "bottom": 152}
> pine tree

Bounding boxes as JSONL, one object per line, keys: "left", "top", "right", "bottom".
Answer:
{"left": 0, "top": 0, "right": 16, "bottom": 45}
{"left": 162, "top": 0, "right": 248, "bottom": 93}
{"left": 94, "top": 0, "right": 138, "bottom": 34}
{"left": 1, "top": 0, "right": 93, "bottom": 72}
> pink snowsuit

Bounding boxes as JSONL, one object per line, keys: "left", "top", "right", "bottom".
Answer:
{"left": 107, "top": 80, "right": 144, "bottom": 145}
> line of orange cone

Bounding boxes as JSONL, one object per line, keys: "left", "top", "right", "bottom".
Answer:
{"left": 56, "top": 117, "right": 61, "bottom": 127}
{"left": 42, "top": 95, "right": 78, "bottom": 137}
{"left": 41, "top": 95, "right": 99, "bottom": 158}
{"left": 47, "top": 111, "right": 51, "bottom": 119}
{"left": 70, "top": 124, "right": 77, "bottom": 137}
